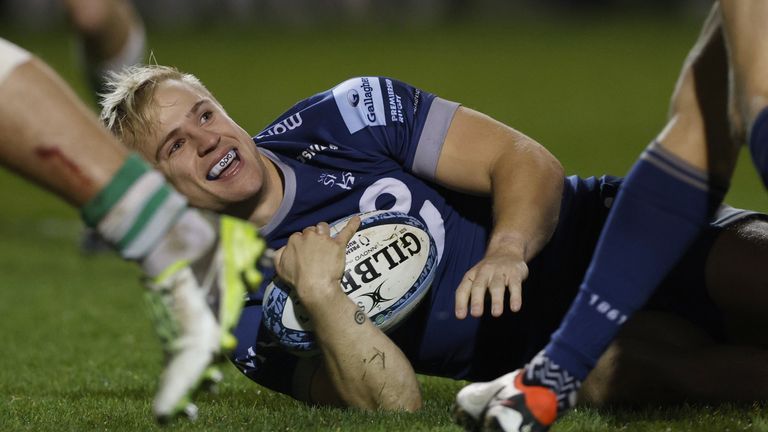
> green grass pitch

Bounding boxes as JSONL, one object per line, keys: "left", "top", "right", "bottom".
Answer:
{"left": 1, "top": 12, "right": 767, "bottom": 431}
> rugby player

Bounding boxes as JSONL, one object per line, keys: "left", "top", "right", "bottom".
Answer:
{"left": 0, "top": 38, "right": 265, "bottom": 422}
{"left": 62, "top": 0, "right": 145, "bottom": 97}
{"left": 98, "top": 18, "right": 768, "bottom": 422}
{"left": 59, "top": 0, "right": 147, "bottom": 253}
{"left": 455, "top": 2, "right": 768, "bottom": 431}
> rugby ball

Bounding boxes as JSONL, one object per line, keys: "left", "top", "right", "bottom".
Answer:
{"left": 262, "top": 210, "right": 437, "bottom": 352}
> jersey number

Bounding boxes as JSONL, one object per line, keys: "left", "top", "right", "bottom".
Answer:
{"left": 358, "top": 177, "right": 445, "bottom": 263}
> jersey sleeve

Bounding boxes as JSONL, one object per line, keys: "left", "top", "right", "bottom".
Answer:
{"left": 329, "top": 77, "right": 460, "bottom": 181}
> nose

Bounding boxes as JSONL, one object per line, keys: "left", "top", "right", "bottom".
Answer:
{"left": 195, "top": 129, "right": 221, "bottom": 157}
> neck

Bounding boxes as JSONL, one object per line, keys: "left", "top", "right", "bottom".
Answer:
{"left": 246, "top": 153, "right": 283, "bottom": 228}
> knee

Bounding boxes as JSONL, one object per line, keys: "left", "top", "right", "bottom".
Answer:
{"left": 64, "top": 0, "right": 134, "bottom": 38}
{"left": 64, "top": 0, "right": 111, "bottom": 35}
{"left": 659, "top": 44, "right": 740, "bottom": 177}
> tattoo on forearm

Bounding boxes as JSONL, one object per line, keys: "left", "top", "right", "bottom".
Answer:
{"left": 362, "top": 348, "right": 387, "bottom": 380}
{"left": 354, "top": 309, "right": 366, "bottom": 325}
{"left": 370, "top": 348, "right": 386, "bottom": 369}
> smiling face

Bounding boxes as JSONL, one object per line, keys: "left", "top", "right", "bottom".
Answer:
{"left": 136, "top": 79, "right": 270, "bottom": 215}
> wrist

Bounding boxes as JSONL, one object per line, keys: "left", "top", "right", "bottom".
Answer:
{"left": 295, "top": 278, "right": 344, "bottom": 308}
{"left": 486, "top": 231, "right": 527, "bottom": 258}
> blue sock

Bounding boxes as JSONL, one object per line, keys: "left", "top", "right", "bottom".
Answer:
{"left": 750, "top": 106, "right": 768, "bottom": 189}
{"left": 542, "top": 143, "right": 726, "bottom": 380}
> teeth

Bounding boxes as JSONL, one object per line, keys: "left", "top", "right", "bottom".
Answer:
{"left": 208, "top": 150, "right": 236, "bottom": 179}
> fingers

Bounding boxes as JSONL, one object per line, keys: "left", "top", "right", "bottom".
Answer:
{"left": 468, "top": 276, "right": 488, "bottom": 318}
{"left": 336, "top": 215, "right": 361, "bottom": 244}
{"left": 507, "top": 262, "right": 528, "bottom": 313}
{"left": 300, "top": 220, "right": 350, "bottom": 238}
{"left": 508, "top": 282, "right": 522, "bottom": 313}
{"left": 487, "top": 273, "right": 507, "bottom": 317}
{"left": 454, "top": 271, "right": 474, "bottom": 319}
{"left": 272, "top": 246, "right": 286, "bottom": 269}
{"left": 455, "top": 262, "right": 528, "bottom": 319}
{"left": 455, "top": 272, "right": 493, "bottom": 318}
{"left": 316, "top": 221, "right": 330, "bottom": 235}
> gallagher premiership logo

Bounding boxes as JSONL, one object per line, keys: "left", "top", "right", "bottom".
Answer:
{"left": 333, "top": 77, "right": 386, "bottom": 134}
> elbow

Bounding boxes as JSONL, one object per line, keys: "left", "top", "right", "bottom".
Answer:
{"left": 552, "top": 157, "right": 565, "bottom": 179}
{"left": 378, "top": 383, "right": 422, "bottom": 412}
{"left": 541, "top": 145, "right": 564, "bottom": 180}
{"left": 525, "top": 136, "right": 563, "bottom": 179}
{"left": 337, "top": 380, "right": 422, "bottom": 412}
{"left": 361, "top": 370, "right": 423, "bottom": 412}
{"left": 539, "top": 145, "right": 564, "bottom": 196}
{"left": 402, "top": 392, "right": 423, "bottom": 412}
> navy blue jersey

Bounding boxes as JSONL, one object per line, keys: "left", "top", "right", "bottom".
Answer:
{"left": 229, "top": 76, "right": 753, "bottom": 397}
{"left": 230, "top": 76, "right": 613, "bottom": 396}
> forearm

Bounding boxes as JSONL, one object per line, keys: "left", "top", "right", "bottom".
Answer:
{"left": 307, "top": 287, "right": 422, "bottom": 411}
{"left": 440, "top": 108, "right": 565, "bottom": 317}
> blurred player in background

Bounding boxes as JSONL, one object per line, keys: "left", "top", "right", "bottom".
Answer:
{"left": 97, "top": 34, "right": 767, "bottom": 418}
{"left": 0, "top": 38, "right": 265, "bottom": 423}
{"left": 455, "top": 2, "right": 768, "bottom": 431}
{"left": 62, "top": 0, "right": 145, "bottom": 96}
{"left": 58, "top": 0, "right": 148, "bottom": 253}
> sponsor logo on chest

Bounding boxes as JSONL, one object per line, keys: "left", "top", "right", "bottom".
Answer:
{"left": 256, "top": 113, "right": 303, "bottom": 139}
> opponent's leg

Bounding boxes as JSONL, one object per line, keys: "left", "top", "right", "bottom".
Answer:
{"left": 62, "top": 0, "right": 146, "bottom": 96}
{"left": 0, "top": 41, "right": 125, "bottom": 205}
{"left": 581, "top": 311, "right": 768, "bottom": 406}
{"left": 537, "top": 3, "right": 734, "bottom": 420}
{"left": 705, "top": 217, "right": 768, "bottom": 346}
{"left": 720, "top": 0, "right": 768, "bottom": 187}
{"left": 61, "top": 0, "right": 146, "bottom": 254}
{"left": 0, "top": 40, "right": 264, "bottom": 422}
{"left": 454, "top": 6, "right": 736, "bottom": 431}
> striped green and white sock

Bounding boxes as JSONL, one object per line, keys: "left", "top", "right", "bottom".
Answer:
{"left": 81, "top": 154, "right": 215, "bottom": 277}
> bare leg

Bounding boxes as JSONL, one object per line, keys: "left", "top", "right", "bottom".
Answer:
{"left": 59, "top": 0, "right": 146, "bottom": 251}
{"left": 62, "top": 0, "right": 145, "bottom": 95}
{"left": 0, "top": 55, "right": 126, "bottom": 205}
{"left": 604, "top": 13, "right": 768, "bottom": 387}
{"left": 656, "top": 2, "right": 738, "bottom": 180}
{"left": 582, "top": 311, "right": 768, "bottom": 405}
{"left": 719, "top": 0, "right": 768, "bottom": 141}
{"left": 706, "top": 218, "right": 768, "bottom": 346}
{"left": 0, "top": 41, "right": 264, "bottom": 422}
{"left": 454, "top": 7, "right": 746, "bottom": 430}
{"left": 702, "top": 0, "right": 768, "bottom": 337}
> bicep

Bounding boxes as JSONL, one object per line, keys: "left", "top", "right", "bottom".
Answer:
{"left": 434, "top": 106, "right": 554, "bottom": 195}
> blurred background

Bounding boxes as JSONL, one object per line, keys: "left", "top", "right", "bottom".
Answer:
{"left": 0, "top": 0, "right": 714, "bottom": 29}
{"left": 1, "top": 2, "right": 767, "bottom": 429}
{"left": 0, "top": 0, "right": 764, "bottom": 233}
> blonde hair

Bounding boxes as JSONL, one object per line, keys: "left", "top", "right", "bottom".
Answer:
{"left": 99, "top": 64, "right": 213, "bottom": 150}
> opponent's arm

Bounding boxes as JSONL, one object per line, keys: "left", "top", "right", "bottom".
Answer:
{"left": 274, "top": 218, "right": 422, "bottom": 411}
{"left": 437, "top": 107, "right": 564, "bottom": 318}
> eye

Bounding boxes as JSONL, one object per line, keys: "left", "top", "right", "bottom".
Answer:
{"left": 200, "top": 111, "right": 213, "bottom": 125}
{"left": 169, "top": 139, "right": 184, "bottom": 155}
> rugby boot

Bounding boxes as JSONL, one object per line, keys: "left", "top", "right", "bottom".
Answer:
{"left": 454, "top": 369, "right": 558, "bottom": 432}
